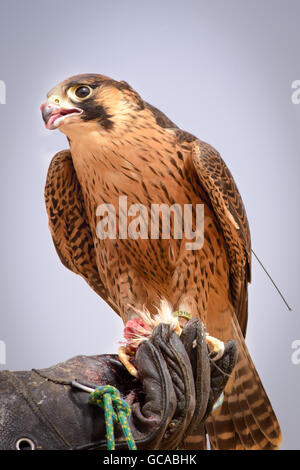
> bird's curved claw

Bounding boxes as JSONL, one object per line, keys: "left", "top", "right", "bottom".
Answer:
{"left": 118, "top": 346, "right": 138, "bottom": 377}
{"left": 206, "top": 334, "right": 225, "bottom": 361}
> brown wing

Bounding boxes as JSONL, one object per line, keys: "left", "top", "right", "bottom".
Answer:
{"left": 145, "top": 102, "right": 251, "bottom": 334}
{"left": 179, "top": 137, "right": 281, "bottom": 449}
{"left": 190, "top": 139, "right": 251, "bottom": 334}
{"left": 144, "top": 105, "right": 280, "bottom": 449}
{"left": 44, "top": 150, "right": 119, "bottom": 315}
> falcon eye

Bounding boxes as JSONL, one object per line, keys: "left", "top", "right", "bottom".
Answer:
{"left": 67, "top": 85, "right": 92, "bottom": 101}
{"left": 75, "top": 85, "right": 91, "bottom": 98}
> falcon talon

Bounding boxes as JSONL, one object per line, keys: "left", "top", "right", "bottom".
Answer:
{"left": 210, "top": 344, "right": 225, "bottom": 362}
{"left": 118, "top": 346, "right": 138, "bottom": 378}
{"left": 206, "top": 335, "right": 225, "bottom": 361}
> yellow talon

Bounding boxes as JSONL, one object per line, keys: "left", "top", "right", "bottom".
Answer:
{"left": 173, "top": 321, "right": 182, "bottom": 336}
{"left": 118, "top": 346, "right": 138, "bottom": 377}
{"left": 206, "top": 334, "right": 225, "bottom": 361}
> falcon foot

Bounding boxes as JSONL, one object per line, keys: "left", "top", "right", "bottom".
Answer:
{"left": 119, "top": 302, "right": 226, "bottom": 376}
{"left": 118, "top": 346, "right": 138, "bottom": 378}
{"left": 119, "top": 301, "right": 182, "bottom": 377}
{"left": 206, "top": 334, "right": 225, "bottom": 361}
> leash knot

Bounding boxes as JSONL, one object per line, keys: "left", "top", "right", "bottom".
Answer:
{"left": 88, "top": 385, "right": 136, "bottom": 450}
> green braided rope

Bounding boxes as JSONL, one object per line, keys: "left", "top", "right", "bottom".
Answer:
{"left": 88, "top": 385, "right": 137, "bottom": 450}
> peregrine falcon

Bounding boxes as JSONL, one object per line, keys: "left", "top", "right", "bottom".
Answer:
{"left": 41, "top": 74, "right": 281, "bottom": 450}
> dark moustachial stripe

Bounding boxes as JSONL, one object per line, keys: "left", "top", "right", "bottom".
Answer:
{"left": 80, "top": 101, "right": 114, "bottom": 130}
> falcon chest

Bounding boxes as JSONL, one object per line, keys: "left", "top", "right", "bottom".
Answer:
{"left": 69, "top": 124, "right": 214, "bottom": 279}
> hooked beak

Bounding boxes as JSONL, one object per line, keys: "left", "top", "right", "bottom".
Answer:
{"left": 41, "top": 103, "right": 82, "bottom": 130}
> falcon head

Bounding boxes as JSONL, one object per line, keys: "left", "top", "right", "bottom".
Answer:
{"left": 41, "top": 73, "right": 145, "bottom": 137}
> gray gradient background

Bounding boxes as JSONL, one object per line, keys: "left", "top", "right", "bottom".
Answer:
{"left": 0, "top": 0, "right": 299, "bottom": 449}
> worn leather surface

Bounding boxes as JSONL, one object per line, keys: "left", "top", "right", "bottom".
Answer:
{"left": 0, "top": 320, "right": 237, "bottom": 450}
{"left": 180, "top": 318, "right": 211, "bottom": 434}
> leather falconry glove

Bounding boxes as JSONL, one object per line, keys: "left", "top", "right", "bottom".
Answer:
{"left": 0, "top": 320, "right": 237, "bottom": 450}
{"left": 180, "top": 318, "right": 238, "bottom": 441}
